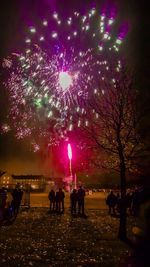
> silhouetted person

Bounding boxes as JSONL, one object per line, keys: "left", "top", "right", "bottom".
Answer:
{"left": 77, "top": 186, "right": 85, "bottom": 216}
{"left": 70, "top": 189, "right": 78, "bottom": 215}
{"left": 11, "top": 187, "right": 22, "bottom": 214}
{"left": 18, "top": 188, "right": 23, "bottom": 207}
{"left": 0, "top": 187, "right": 7, "bottom": 219}
{"left": 3, "top": 201, "right": 12, "bottom": 220}
{"left": 106, "top": 191, "right": 117, "bottom": 215}
{"left": 48, "top": 189, "right": 55, "bottom": 212}
{"left": 58, "top": 188, "right": 65, "bottom": 213}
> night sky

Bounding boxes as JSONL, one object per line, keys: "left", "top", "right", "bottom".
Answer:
{"left": 0, "top": 0, "right": 149, "bottom": 175}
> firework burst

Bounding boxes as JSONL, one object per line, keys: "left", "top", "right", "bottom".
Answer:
{"left": 2, "top": 6, "right": 127, "bottom": 151}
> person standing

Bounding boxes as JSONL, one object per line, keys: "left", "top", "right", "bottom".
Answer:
{"left": 70, "top": 189, "right": 78, "bottom": 216}
{"left": 58, "top": 188, "right": 65, "bottom": 213}
{"left": 11, "top": 186, "right": 20, "bottom": 214}
{"left": 106, "top": 190, "right": 117, "bottom": 215}
{"left": 18, "top": 188, "right": 23, "bottom": 208}
{"left": 0, "top": 187, "right": 7, "bottom": 220}
{"left": 77, "top": 186, "right": 85, "bottom": 216}
{"left": 48, "top": 189, "right": 55, "bottom": 212}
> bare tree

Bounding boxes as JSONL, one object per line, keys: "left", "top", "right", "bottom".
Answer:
{"left": 73, "top": 67, "right": 147, "bottom": 240}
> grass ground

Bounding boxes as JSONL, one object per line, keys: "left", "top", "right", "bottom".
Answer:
{"left": 0, "top": 207, "right": 139, "bottom": 267}
{"left": 29, "top": 192, "right": 107, "bottom": 209}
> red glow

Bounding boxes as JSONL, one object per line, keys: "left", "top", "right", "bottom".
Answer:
{"left": 68, "top": 143, "right": 72, "bottom": 160}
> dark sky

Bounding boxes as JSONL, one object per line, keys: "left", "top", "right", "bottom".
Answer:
{"left": 0, "top": 0, "right": 149, "bottom": 175}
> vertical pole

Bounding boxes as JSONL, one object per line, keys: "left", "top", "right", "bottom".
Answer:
{"left": 69, "top": 159, "right": 72, "bottom": 177}
{"left": 69, "top": 158, "right": 73, "bottom": 190}
{"left": 74, "top": 173, "right": 77, "bottom": 189}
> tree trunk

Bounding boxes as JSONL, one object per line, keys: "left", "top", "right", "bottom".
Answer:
{"left": 118, "top": 162, "right": 127, "bottom": 241}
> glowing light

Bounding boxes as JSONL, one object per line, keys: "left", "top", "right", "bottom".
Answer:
{"left": 116, "top": 38, "right": 122, "bottom": 45}
{"left": 48, "top": 111, "right": 53, "bottom": 117}
{"left": 101, "top": 15, "right": 105, "bottom": 21}
{"left": 103, "top": 32, "right": 109, "bottom": 39}
{"left": 78, "top": 120, "right": 81, "bottom": 127}
{"left": 73, "top": 31, "right": 77, "bottom": 36}
{"left": 25, "top": 38, "right": 31, "bottom": 43}
{"left": 39, "top": 36, "right": 44, "bottom": 41}
{"left": 43, "top": 20, "right": 48, "bottom": 26}
{"left": 85, "top": 120, "right": 88, "bottom": 126}
{"left": 68, "top": 124, "right": 73, "bottom": 131}
{"left": 30, "top": 27, "right": 36, "bottom": 33}
{"left": 98, "top": 45, "right": 103, "bottom": 51}
{"left": 52, "top": 32, "right": 58, "bottom": 38}
{"left": 91, "top": 8, "right": 96, "bottom": 15}
{"left": 67, "top": 18, "right": 72, "bottom": 25}
{"left": 82, "top": 16, "right": 87, "bottom": 23}
{"left": 20, "top": 56, "right": 25, "bottom": 61}
{"left": 1, "top": 124, "right": 10, "bottom": 133}
{"left": 74, "top": 12, "right": 79, "bottom": 17}
{"left": 100, "top": 27, "right": 104, "bottom": 33}
{"left": 74, "top": 72, "right": 79, "bottom": 79}
{"left": 53, "top": 12, "right": 58, "bottom": 19}
{"left": 59, "top": 72, "right": 73, "bottom": 90}
{"left": 85, "top": 25, "right": 90, "bottom": 31}
{"left": 108, "top": 18, "right": 114, "bottom": 25}
{"left": 26, "top": 49, "right": 31, "bottom": 54}
{"left": 68, "top": 143, "right": 72, "bottom": 160}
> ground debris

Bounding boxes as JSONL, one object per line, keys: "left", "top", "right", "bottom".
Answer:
{"left": 0, "top": 208, "right": 135, "bottom": 267}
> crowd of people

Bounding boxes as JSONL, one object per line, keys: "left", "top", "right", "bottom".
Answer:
{"left": 0, "top": 184, "right": 144, "bottom": 222}
{"left": 48, "top": 188, "right": 65, "bottom": 214}
{"left": 106, "top": 189, "right": 142, "bottom": 216}
{"left": 0, "top": 186, "right": 23, "bottom": 222}
{"left": 48, "top": 186, "right": 86, "bottom": 217}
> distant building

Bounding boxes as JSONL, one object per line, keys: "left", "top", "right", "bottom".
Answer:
{"left": 0, "top": 174, "right": 56, "bottom": 192}
{"left": 11, "top": 175, "right": 46, "bottom": 191}
{"left": 0, "top": 173, "right": 13, "bottom": 188}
